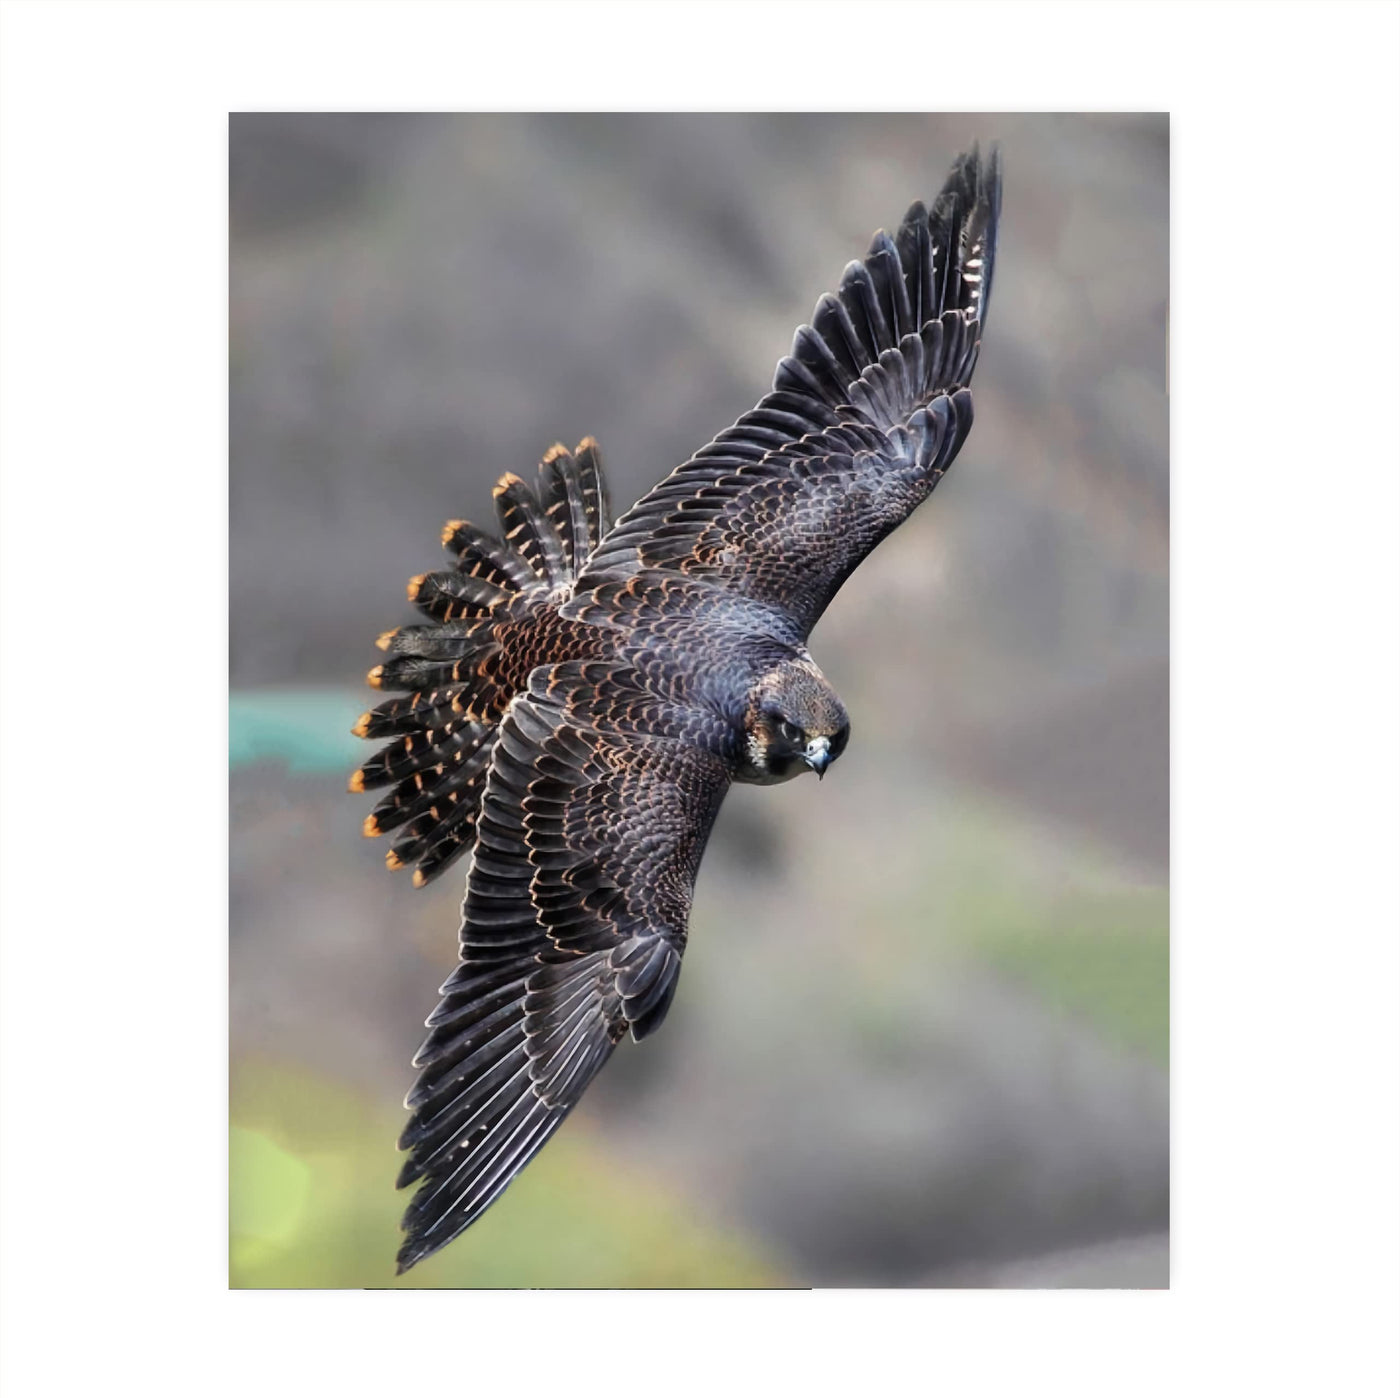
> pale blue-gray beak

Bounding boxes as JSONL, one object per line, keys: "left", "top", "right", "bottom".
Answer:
{"left": 803, "top": 736, "right": 832, "bottom": 779}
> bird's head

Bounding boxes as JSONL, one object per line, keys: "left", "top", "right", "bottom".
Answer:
{"left": 739, "top": 657, "right": 850, "bottom": 784}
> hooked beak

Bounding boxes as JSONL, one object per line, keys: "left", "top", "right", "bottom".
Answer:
{"left": 803, "top": 736, "right": 832, "bottom": 779}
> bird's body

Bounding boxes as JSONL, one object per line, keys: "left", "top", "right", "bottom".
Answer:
{"left": 353, "top": 146, "right": 1002, "bottom": 1272}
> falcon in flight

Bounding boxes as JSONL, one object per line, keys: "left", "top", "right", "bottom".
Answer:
{"left": 353, "top": 146, "right": 1002, "bottom": 1272}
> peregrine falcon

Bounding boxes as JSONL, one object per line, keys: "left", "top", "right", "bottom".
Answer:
{"left": 352, "top": 146, "right": 1002, "bottom": 1272}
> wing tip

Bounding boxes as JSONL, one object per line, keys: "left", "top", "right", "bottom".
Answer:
{"left": 394, "top": 1237, "right": 434, "bottom": 1275}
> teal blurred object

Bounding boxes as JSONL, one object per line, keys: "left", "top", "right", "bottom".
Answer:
{"left": 229, "top": 688, "right": 364, "bottom": 773}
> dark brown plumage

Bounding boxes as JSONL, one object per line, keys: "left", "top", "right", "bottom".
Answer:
{"left": 353, "top": 146, "right": 1002, "bottom": 1272}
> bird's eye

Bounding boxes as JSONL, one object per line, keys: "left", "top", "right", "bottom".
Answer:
{"left": 778, "top": 719, "right": 803, "bottom": 745}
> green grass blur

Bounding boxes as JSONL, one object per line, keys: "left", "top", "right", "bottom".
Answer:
{"left": 977, "top": 920, "right": 1167, "bottom": 1065}
{"left": 231, "top": 1059, "right": 781, "bottom": 1288}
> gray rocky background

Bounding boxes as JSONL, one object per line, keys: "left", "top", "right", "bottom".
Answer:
{"left": 230, "top": 112, "right": 1168, "bottom": 1288}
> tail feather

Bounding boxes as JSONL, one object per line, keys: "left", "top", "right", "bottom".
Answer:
{"left": 408, "top": 806, "right": 489, "bottom": 889}
{"left": 353, "top": 690, "right": 463, "bottom": 741}
{"left": 442, "top": 520, "right": 539, "bottom": 591}
{"left": 354, "top": 715, "right": 492, "bottom": 795}
{"left": 492, "top": 473, "right": 568, "bottom": 587}
{"left": 376, "top": 620, "right": 497, "bottom": 662}
{"left": 539, "top": 444, "right": 592, "bottom": 577}
{"left": 373, "top": 734, "right": 496, "bottom": 847}
{"left": 406, "top": 570, "right": 512, "bottom": 623}
{"left": 353, "top": 438, "right": 613, "bottom": 887}
{"left": 572, "top": 437, "right": 613, "bottom": 557}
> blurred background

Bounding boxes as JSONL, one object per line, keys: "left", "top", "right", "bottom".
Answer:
{"left": 229, "top": 112, "right": 1168, "bottom": 1288}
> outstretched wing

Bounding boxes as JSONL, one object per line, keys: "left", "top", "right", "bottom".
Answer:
{"left": 395, "top": 665, "right": 731, "bottom": 1272}
{"left": 580, "top": 145, "right": 1001, "bottom": 638}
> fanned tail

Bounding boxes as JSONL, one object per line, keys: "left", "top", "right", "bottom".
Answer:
{"left": 352, "top": 438, "right": 614, "bottom": 887}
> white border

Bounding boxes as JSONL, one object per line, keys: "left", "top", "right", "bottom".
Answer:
{"left": 3, "top": 2, "right": 1398, "bottom": 1395}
